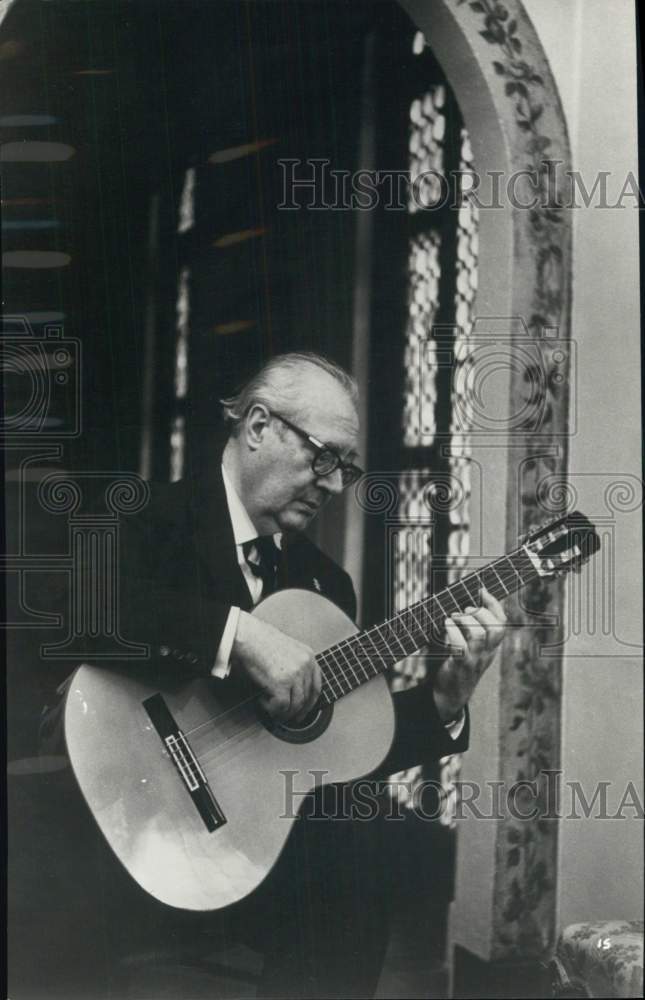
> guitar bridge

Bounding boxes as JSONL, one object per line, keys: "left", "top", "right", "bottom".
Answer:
{"left": 143, "top": 693, "right": 226, "bottom": 833}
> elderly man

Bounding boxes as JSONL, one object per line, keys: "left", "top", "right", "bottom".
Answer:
{"left": 49, "top": 351, "right": 504, "bottom": 998}
{"left": 123, "top": 352, "right": 505, "bottom": 729}
{"left": 105, "top": 351, "right": 506, "bottom": 998}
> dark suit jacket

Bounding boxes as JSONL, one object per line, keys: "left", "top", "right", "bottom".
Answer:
{"left": 116, "top": 463, "right": 468, "bottom": 776}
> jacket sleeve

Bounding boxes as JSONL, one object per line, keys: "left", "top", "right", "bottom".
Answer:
{"left": 371, "top": 688, "right": 469, "bottom": 779}
{"left": 73, "top": 500, "right": 233, "bottom": 677}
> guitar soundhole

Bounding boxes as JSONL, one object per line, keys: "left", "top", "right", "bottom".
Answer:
{"left": 261, "top": 702, "right": 333, "bottom": 744}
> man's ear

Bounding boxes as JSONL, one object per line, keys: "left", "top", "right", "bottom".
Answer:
{"left": 244, "top": 404, "right": 270, "bottom": 451}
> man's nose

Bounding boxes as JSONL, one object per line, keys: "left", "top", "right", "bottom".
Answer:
{"left": 317, "top": 467, "right": 345, "bottom": 495}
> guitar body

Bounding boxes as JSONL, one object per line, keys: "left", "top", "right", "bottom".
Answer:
{"left": 64, "top": 509, "right": 600, "bottom": 912}
{"left": 64, "top": 589, "right": 395, "bottom": 911}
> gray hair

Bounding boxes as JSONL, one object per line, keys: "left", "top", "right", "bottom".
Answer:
{"left": 220, "top": 352, "right": 359, "bottom": 430}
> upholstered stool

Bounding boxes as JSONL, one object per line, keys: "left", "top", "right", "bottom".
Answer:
{"left": 550, "top": 921, "right": 643, "bottom": 999}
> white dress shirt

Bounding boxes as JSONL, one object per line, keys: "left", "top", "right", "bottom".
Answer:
{"left": 211, "top": 465, "right": 282, "bottom": 678}
{"left": 212, "top": 465, "right": 464, "bottom": 740}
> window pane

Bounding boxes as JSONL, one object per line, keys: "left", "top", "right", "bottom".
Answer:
{"left": 409, "top": 86, "right": 446, "bottom": 213}
{"left": 403, "top": 231, "right": 442, "bottom": 446}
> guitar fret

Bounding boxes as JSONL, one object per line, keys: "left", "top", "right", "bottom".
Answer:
{"left": 311, "top": 533, "right": 572, "bottom": 705}
{"left": 357, "top": 638, "right": 379, "bottom": 680}
{"left": 446, "top": 589, "right": 462, "bottom": 612}
{"left": 332, "top": 635, "right": 374, "bottom": 686}
{"left": 507, "top": 557, "right": 525, "bottom": 586}
{"left": 337, "top": 641, "right": 363, "bottom": 687}
{"left": 434, "top": 594, "right": 454, "bottom": 620}
{"left": 505, "top": 554, "right": 523, "bottom": 580}
{"left": 490, "top": 564, "right": 510, "bottom": 595}
{"left": 341, "top": 637, "right": 372, "bottom": 683}
{"left": 452, "top": 578, "right": 474, "bottom": 610}
{"left": 331, "top": 647, "right": 352, "bottom": 693}
{"left": 396, "top": 612, "right": 419, "bottom": 647}
{"left": 462, "top": 580, "right": 480, "bottom": 605}
{"left": 320, "top": 650, "right": 346, "bottom": 698}
{"left": 470, "top": 572, "right": 485, "bottom": 599}
{"left": 374, "top": 625, "right": 396, "bottom": 662}
{"left": 504, "top": 552, "right": 526, "bottom": 590}
{"left": 362, "top": 628, "right": 390, "bottom": 671}
{"left": 406, "top": 604, "right": 427, "bottom": 639}
{"left": 480, "top": 567, "right": 503, "bottom": 596}
{"left": 500, "top": 559, "right": 520, "bottom": 588}
{"left": 375, "top": 622, "right": 407, "bottom": 660}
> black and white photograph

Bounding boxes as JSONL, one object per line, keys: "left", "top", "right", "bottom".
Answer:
{"left": 2, "top": 1, "right": 643, "bottom": 997}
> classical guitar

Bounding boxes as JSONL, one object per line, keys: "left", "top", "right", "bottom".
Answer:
{"left": 65, "top": 511, "right": 599, "bottom": 911}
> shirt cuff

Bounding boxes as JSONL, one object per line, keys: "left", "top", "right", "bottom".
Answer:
{"left": 211, "top": 606, "right": 240, "bottom": 679}
{"left": 444, "top": 708, "right": 466, "bottom": 741}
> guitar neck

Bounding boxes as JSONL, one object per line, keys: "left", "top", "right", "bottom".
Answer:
{"left": 317, "top": 544, "right": 538, "bottom": 705}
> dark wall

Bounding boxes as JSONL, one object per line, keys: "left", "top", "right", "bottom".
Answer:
{"left": 2, "top": 0, "right": 382, "bottom": 478}
{"left": 2, "top": 0, "right": 172, "bottom": 471}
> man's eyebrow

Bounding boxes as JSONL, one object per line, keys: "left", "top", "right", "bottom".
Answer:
{"left": 326, "top": 440, "right": 358, "bottom": 462}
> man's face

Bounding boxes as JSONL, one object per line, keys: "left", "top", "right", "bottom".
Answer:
{"left": 251, "top": 371, "right": 360, "bottom": 534}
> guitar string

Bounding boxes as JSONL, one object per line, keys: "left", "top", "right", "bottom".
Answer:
{"left": 312, "top": 552, "right": 533, "bottom": 693}
{"left": 192, "top": 709, "right": 265, "bottom": 765}
{"left": 193, "top": 597, "right": 574, "bottom": 772}
{"left": 190, "top": 594, "right": 505, "bottom": 769}
{"left": 184, "top": 687, "right": 265, "bottom": 734}
{"left": 177, "top": 535, "right": 593, "bottom": 776}
{"left": 189, "top": 646, "right": 373, "bottom": 765}
{"left": 191, "top": 633, "right": 496, "bottom": 770}
{"left": 184, "top": 553, "right": 535, "bottom": 766}
{"left": 182, "top": 550, "right": 534, "bottom": 750}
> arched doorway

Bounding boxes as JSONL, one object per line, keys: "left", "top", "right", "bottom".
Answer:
{"left": 396, "top": 0, "right": 573, "bottom": 979}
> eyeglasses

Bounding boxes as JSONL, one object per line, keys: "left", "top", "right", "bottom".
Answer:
{"left": 270, "top": 411, "right": 363, "bottom": 488}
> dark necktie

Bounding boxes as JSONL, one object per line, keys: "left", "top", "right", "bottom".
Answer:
{"left": 242, "top": 536, "right": 281, "bottom": 598}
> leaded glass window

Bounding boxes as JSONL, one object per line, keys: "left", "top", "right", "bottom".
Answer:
{"left": 366, "top": 32, "right": 480, "bottom": 824}
{"left": 403, "top": 231, "right": 442, "bottom": 446}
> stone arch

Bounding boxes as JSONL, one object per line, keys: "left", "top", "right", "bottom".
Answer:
{"left": 398, "top": 0, "right": 572, "bottom": 962}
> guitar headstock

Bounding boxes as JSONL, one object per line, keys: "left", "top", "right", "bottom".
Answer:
{"left": 523, "top": 510, "right": 600, "bottom": 578}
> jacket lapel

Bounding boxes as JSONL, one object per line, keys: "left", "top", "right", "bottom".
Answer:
{"left": 189, "top": 463, "right": 253, "bottom": 611}
{"left": 280, "top": 535, "right": 317, "bottom": 593}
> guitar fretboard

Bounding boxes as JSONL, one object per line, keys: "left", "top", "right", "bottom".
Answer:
{"left": 316, "top": 546, "right": 537, "bottom": 704}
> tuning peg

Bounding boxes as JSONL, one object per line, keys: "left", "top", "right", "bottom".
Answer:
{"left": 518, "top": 522, "right": 545, "bottom": 545}
{"left": 518, "top": 524, "right": 536, "bottom": 544}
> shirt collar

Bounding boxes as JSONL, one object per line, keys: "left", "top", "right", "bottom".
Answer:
{"left": 221, "top": 464, "right": 282, "bottom": 550}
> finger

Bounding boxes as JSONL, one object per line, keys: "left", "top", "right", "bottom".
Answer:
{"left": 479, "top": 586, "right": 507, "bottom": 623}
{"left": 294, "top": 692, "right": 318, "bottom": 723}
{"left": 305, "top": 659, "right": 322, "bottom": 711}
{"left": 294, "top": 665, "right": 319, "bottom": 722}
{"left": 261, "top": 691, "right": 291, "bottom": 721}
{"left": 444, "top": 617, "right": 468, "bottom": 657}
{"left": 466, "top": 606, "right": 507, "bottom": 649}
{"left": 452, "top": 613, "right": 487, "bottom": 649}
{"left": 288, "top": 672, "right": 308, "bottom": 720}
{"left": 312, "top": 658, "right": 322, "bottom": 700}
